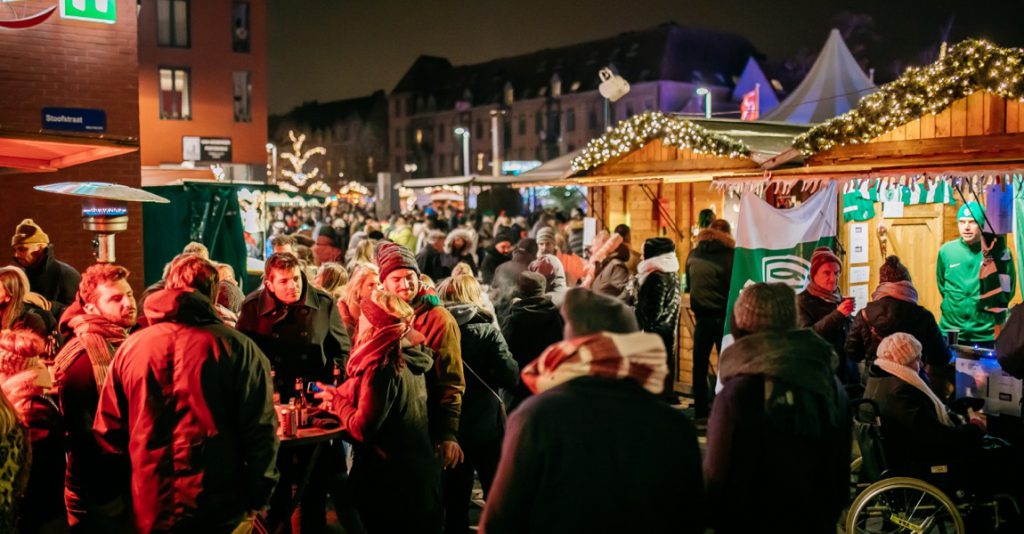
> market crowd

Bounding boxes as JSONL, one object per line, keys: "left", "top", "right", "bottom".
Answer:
{"left": 0, "top": 201, "right": 1022, "bottom": 533}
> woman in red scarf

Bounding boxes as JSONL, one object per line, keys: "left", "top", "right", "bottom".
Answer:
{"left": 317, "top": 290, "right": 441, "bottom": 533}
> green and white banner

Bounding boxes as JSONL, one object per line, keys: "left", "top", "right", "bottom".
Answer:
{"left": 1014, "top": 177, "right": 1024, "bottom": 295}
{"left": 723, "top": 181, "right": 839, "bottom": 342}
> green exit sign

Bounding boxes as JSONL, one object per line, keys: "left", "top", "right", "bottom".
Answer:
{"left": 61, "top": 0, "right": 117, "bottom": 24}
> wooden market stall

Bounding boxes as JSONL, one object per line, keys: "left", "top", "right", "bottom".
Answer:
{"left": 718, "top": 39, "right": 1024, "bottom": 319}
{"left": 566, "top": 112, "right": 810, "bottom": 390}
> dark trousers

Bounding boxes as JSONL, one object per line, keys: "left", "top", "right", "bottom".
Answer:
{"left": 327, "top": 440, "right": 366, "bottom": 534}
{"left": 268, "top": 445, "right": 331, "bottom": 533}
{"left": 692, "top": 313, "right": 725, "bottom": 418}
{"left": 442, "top": 436, "right": 503, "bottom": 534}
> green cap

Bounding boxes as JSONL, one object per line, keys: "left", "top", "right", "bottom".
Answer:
{"left": 957, "top": 201, "right": 986, "bottom": 222}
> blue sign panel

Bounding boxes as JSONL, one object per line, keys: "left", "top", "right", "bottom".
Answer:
{"left": 42, "top": 107, "right": 107, "bottom": 133}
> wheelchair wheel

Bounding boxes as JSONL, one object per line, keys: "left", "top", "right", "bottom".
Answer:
{"left": 847, "top": 477, "right": 964, "bottom": 533}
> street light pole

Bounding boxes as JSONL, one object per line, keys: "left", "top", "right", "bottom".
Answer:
{"left": 454, "top": 127, "right": 470, "bottom": 177}
{"left": 696, "top": 87, "right": 711, "bottom": 119}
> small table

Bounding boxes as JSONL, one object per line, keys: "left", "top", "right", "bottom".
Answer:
{"left": 278, "top": 426, "right": 345, "bottom": 519}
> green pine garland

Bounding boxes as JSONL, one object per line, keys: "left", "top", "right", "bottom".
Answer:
{"left": 570, "top": 111, "right": 750, "bottom": 173}
{"left": 797, "top": 39, "right": 1024, "bottom": 155}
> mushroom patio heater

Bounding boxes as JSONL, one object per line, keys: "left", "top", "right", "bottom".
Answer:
{"left": 33, "top": 182, "right": 170, "bottom": 263}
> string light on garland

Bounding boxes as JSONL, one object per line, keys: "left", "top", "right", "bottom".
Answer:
{"left": 570, "top": 111, "right": 750, "bottom": 173}
{"left": 280, "top": 130, "right": 327, "bottom": 188}
{"left": 797, "top": 39, "right": 1024, "bottom": 155}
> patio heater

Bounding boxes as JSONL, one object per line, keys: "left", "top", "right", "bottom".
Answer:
{"left": 34, "top": 182, "right": 170, "bottom": 263}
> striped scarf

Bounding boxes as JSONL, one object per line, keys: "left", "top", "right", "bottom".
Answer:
{"left": 53, "top": 314, "right": 129, "bottom": 394}
{"left": 522, "top": 331, "right": 668, "bottom": 395}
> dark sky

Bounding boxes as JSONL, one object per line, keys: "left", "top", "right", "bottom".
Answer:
{"left": 267, "top": 0, "right": 1024, "bottom": 114}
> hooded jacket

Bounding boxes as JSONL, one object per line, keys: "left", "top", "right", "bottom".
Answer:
{"left": 705, "top": 329, "right": 850, "bottom": 534}
{"left": 19, "top": 244, "right": 80, "bottom": 314}
{"left": 446, "top": 304, "right": 519, "bottom": 447}
{"left": 94, "top": 289, "right": 279, "bottom": 533}
{"left": 499, "top": 295, "right": 563, "bottom": 411}
{"left": 685, "top": 229, "right": 735, "bottom": 316}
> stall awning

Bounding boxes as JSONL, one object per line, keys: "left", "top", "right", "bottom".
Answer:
{"left": 399, "top": 175, "right": 477, "bottom": 188}
{"left": 0, "top": 130, "right": 137, "bottom": 173}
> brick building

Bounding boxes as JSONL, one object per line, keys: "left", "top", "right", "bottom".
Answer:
{"left": 0, "top": 0, "right": 143, "bottom": 284}
{"left": 389, "top": 23, "right": 761, "bottom": 179}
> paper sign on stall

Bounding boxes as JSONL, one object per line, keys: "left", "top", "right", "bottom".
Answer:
{"left": 582, "top": 217, "right": 596, "bottom": 246}
{"left": 849, "top": 266, "right": 870, "bottom": 284}
{"left": 849, "top": 284, "right": 869, "bottom": 313}
{"left": 848, "top": 223, "right": 869, "bottom": 264}
{"left": 883, "top": 201, "right": 905, "bottom": 218}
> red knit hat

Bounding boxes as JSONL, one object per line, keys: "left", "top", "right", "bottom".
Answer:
{"left": 375, "top": 241, "right": 419, "bottom": 281}
{"left": 810, "top": 247, "right": 841, "bottom": 277}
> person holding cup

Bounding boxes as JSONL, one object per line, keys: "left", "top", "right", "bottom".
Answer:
{"left": 798, "top": 247, "right": 857, "bottom": 383}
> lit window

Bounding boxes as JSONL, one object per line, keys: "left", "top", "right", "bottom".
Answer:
{"left": 504, "top": 82, "right": 514, "bottom": 105}
{"left": 415, "top": 129, "right": 423, "bottom": 144}
{"left": 157, "top": 0, "right": 190, "bottom": 48}
{"left": 232, "top": 71, "right": 251, "bottom": 122}
{"left": 232, "top": 3, "right": 250, "bottom": 53}
{"left": 476, "top": 152, "right": 485, "bottom": 172}
{"left": 551, "top": 74, "right": 561, "bottom": 97}
{"left": 159, "top": 67, "right": 191, "bottom": 120}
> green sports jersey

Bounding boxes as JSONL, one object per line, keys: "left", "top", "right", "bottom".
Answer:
{"left": 936, "top": 238, "right": 1015, "bottom": 342}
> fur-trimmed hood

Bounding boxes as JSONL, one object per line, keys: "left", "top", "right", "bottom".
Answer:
{"left": 444, "top": 228, "right": 477, "bottom": 255}
{"left": 696, "top": 228, "right": 735, "bottom": 249}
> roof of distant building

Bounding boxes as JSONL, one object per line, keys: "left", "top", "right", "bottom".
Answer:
{"left": 392, "top": 22, "right": 761, "bottom": 110}
{"left": 270, "top": 90, "right": 387, "bottom": 133}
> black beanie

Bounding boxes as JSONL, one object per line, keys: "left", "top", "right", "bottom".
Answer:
{"left": 517, "top": 271, "right": 547, "bottom": 299}
{"left": 643, "top": 237, "right": 675, "bottom": 259}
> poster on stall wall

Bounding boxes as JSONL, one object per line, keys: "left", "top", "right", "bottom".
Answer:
{"left": 721, "top": 182, "right": 838, "bottom": 347}
{"left": 583, "top": 217, "right": 597, "bottom": 247}
{"left": 848, "top": 223, "right": 869, "bottom": 264}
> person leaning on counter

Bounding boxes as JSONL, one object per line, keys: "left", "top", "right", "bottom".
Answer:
{"left": 936, "top": 201, "right": 1016, "bottom": 348}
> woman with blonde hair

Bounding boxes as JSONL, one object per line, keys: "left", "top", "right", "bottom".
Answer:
{"left": 0, "top": 267, "right": 55, "bottom": 342}
{"left": 346, "top": 238, "right": 378, "bottom": 274}
{"left": 315, "top": 262, "right": 350, "bottom": 300}
{"left": 340, "top": 264, "right": 379, "bottom": 340}
{"left": 436, "top": 274, "right": 518, "bottom": 534}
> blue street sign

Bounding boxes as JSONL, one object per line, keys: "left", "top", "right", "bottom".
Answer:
{"left": 42, "top": 107, "right": 107, "bottom": 133}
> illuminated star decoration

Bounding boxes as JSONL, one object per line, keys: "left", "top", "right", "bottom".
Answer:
{"left": 279, "top": 130, "right": 327, "bottom": 193}
{"left": 570, "top": 111, "right": 750, "bottom": 173}
{"left": 797, "top": 39, "right": 1024, "bottom": 155}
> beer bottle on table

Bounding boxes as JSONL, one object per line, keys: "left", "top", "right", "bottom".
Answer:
{"left": 294, "top": 378, "right": 309, "bottom": 428}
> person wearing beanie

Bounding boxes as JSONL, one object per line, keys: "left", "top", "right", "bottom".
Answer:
{"left": 480, "top": 231, "right": 515, "bottom": 285}
{"left": 797, "top": 246, "right": 857, "bottom": 384}
{"left": 490, "top": 238, "right": 539, "bottom": 316}
{"left": 417, "top": 229, "right": 449, "bottom": 283}
{"left": 311, "top": 225, "right": 343, "bottom": 266}
{"left": 937, "top": 200, "right": 1015, "bottom": 345}
{"left": 846, "top": 256, "right": 949, "bottom": 391}
{"left": 500, "top": 271, "right": 564, "bottom": 411}
{"left": 12, "top": 218, "right": 81, "bottom": 319}
{"left": 685, "top": 219, "right": 735, "bottom": 418}
{"left": 483, "top": 288, "right": 704, "bottom": 534}
{"left": 378, "top": 239, "right": 468, "bottom": 472}
{"left": 628, "top": 237, "right": 681, "bottom": 402}
{"left": 707, "top": 282, "right": 850, "bottom": 534}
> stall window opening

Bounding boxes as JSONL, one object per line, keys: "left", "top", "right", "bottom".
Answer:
{"left": 159, "top": 67, "right": 191, "bottom": 120}
{"left": 157, "top": 0, "right": 190, "bottom": 48}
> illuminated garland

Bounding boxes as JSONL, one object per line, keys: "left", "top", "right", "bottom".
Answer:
{"left": 570, "top": 111, "right": 750, "bottom": 173}
{"left": 797, "top": 39, "right": 1024, "bottom": 154}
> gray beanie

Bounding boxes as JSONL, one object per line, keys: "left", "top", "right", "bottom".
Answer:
{"left": 732, "top": 283, "right": 797, "bottom": 333}
{"left": 536, "top": 227, "right": 556, "bottom": 246}
{"left": 562, "top": 288, "right": 638, "bottom": 336}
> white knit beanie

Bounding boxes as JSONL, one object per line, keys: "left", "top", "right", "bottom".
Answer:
{"left": 877, "top": 332, "right": 922, "bottom": 366}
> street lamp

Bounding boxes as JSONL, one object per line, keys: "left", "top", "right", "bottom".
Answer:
{"left": 696, "top": 87, "right": 711, "bottom": 119}
{"left": 265, "top": 142, "right": 277, "bottom": 183}
{"left": 454, "top": 127, "right": 470, "bottom": 177}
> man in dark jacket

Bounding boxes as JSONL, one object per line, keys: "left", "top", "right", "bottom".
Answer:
{"left": 417, "top": 230, "right": 449, "bottom": 282}
{"left": 236, "top": 252, "right": 350, "bottom": 533}
{"left": 54, "top": 263, "right": 136, "bottom": 531}
{"left": 684, "top": 219, "right": 734, "bottom": 419}
{"left": 94, "top": 255, "right": 279, "bottom": 533}
{"left": 12, "top": 218, "right": 80, "bottom": 319}
{"left": 490, "top": 238, "right": 538, "bottom": 317}
{"left": 482, "top": 288, "right": 705, "bottom": 534}
{"left": 480, "top": 232, "right": 514, "bottom": 285}
{"left": 500, "top": 271, "right": 563, "bottom": 410}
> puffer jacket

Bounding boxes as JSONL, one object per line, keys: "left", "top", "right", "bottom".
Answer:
{"left": 846, "top": 296, "right": 949, "bottom": 368}
{"left": 635, "top": 270, "right": 681, "bottom": 361}
{"left": 685, "top": 229, "right": 734, "bottom": 316}
{"left": 446, "top": 304, "right": 519, "bottom": 447}
{"left": 94, "top": 289, "right": 280, "bottom": 533}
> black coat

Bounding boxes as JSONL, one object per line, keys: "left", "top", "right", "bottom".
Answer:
{"left": 416, "top": 246, "right": 450, "bottom": 283}
{"left": 479, "top": 248, "right": 511, "bottom": 285}
{"left": 685, "top": 233, "right": 734, "bottom": 316}
{"left": 847, "top": 296, "right": 949, "bottom": 368}
{"left": 635, "top": 270, "right": 681, "bottom": 361}
{"left": 864, "top": 365, "right": 983, "bottom": 470}
{"left": 20, "top": 245, "right": 80, "bottom": 314}
{"left": 798, "top": 291, "right": 853, "bottom": 382}
{"left": 447, "top": 304, "right": 519, "bottom": 447}
{"left": 20, "top": 394, "right": 66, "bottom": 533}
{"left": 237, "top": 276, "right": 351, "bottom": 400}
{"left": 996, "top": 304, "right": 1024, "bottom": 379}
{"left": 500, "top": 296, "right": 563, "bottom": 410}
{"left": 481, "top": 376, "right": 705, "bottom": 534}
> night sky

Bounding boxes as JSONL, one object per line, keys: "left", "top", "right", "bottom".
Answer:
{"left": 267, "top": 0, "right": 1024, "bottom": 114}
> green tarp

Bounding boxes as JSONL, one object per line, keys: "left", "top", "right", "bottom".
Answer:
{"left": 143, "top": 184, "right": 249, "bottom": 292}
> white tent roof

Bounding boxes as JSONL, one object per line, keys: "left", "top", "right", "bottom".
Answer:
{"left": 398, "top": 149, "right": 583, "bottom": 188}
{"left": 762, "top": 29, "right": 876, "bottom": 124}
{"left": 731, "top": 57, "right": 780, "bottom": 114}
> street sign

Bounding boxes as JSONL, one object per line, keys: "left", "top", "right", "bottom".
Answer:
{"left": 42, "top": 107, "right": 107, "bottom": 132}
{"left": 60, "top": 0, "right": 116, "bottom": 24}
{"left": 183, "top": 136, "right": 233, "bottom": 162}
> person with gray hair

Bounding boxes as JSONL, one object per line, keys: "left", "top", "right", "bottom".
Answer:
{"left": 416, "top": 229, "right": 449, "bottom": 282}
{"left": 704, "top": 282, "right": 850, "bottom": 534}
{"left": 481, "top": 288, "right": 704, "bottom": 533}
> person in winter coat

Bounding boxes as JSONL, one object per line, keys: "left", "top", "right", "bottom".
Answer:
{"left": 500, "top": 272, "right": 564, "bottom": 411}
{"left": 798, "top": 247, "right": 857, "bottom": 384}
{"left": 437, "top": 275, "right": 519, "bottom": 534}
{"left": 311, "top": 225, "right": 344, "bottom": 266}
{"left": 377, "top": 242, "right": 466, "bottom": 470}
{"left": 442, "top": 229, "right": 478, "bottom": 276}
{"left": 705, "top": 283, "right": 850, "bottom": 534}
{"left": 340, "top": 264, "right": 379, "bottom": 340}
{"left": 685, "top": 219, "right": 734, "bottom": 418}
{"left": 95, "top": 255, "right": 280, "bottom": 533}
{"left": 387, "top": 215, "right": 418, "bottom": 251}
{"left": 417, "top": 230, "right": 450, "bottom": 282}
{"left": 0, "top": 387, "right": 29, "bottom": 534}
{"left": 997, "top": 303, "right": 1024, "bottom": 379}
{"left": 528, "top": 227, "right": 568, "bottom": 304}
{"left": 490, "top": 238, "right": 538, "bottom": 317}
{"left": 591, "top": 242, "right": 631, "bottom": 299}
{"left": 11, "top": 219, "right": 80, "bottom": 319}
{"left": 631, "top": 237, "right": 682, "bottom": 402}
{"left": 938, "top": 201, "right": 1015, "bottom": 345}
{"left": 53, "top": 263, "right": 136, "bottom": 531}
{"left": 316, "top": 290, "right": 442, "bottom": 533}
{"left": 0, "top": 266, "right": 58, "bottom": 341}
{"left": 481, "top": 288, "right": 705, "bottom": 534}
{"left": 846, "top": 256, "right": 950, "bottom": 391}
{"left": 0, "top": 329, "right": 66, "bottom": 534}
{"left": 479, "top": 232, "right": 514, "bottom": 285}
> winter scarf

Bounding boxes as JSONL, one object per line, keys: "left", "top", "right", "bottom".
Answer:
{"left": 521, "top": 331, "right": 668, "bottom": 395}
{"left": 346, "top": 299, "right": 425, "bottom": 379}
{"left": 875, "top": 358, "right": 953, "bottom": 427}
{"left": 806, "top": 280, "right": 842, "bottom": 304}
{"left": 636, "top": 252, "right": 679, "bottom": 288}
{"left": 871, "top": 281, "right": 919, "bottom": 304}
{"left": 53, "top": 313, "right": 129, "bottom": 394}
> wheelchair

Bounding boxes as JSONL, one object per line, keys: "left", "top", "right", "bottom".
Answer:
{"left": 845, "top": 399, "right": 1020, "bottom": 533}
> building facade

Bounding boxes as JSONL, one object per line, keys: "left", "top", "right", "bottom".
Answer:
{"left": 389, "top": 23, "right": 760, "bottom": 179}
{"left": 138, "top": 0, "right": 268, "bottom": 182}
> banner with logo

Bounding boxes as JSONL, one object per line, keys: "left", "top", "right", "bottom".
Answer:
{"left": 723, "top": 181, "right": 838, "bottom": 342}
{"left": 1014, "top": 177, "right": 1024, "bottom": 298}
